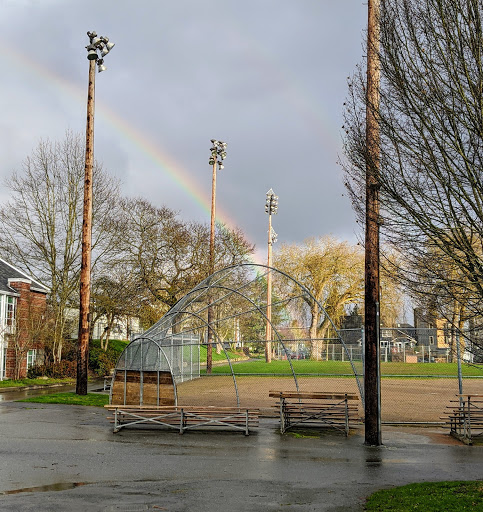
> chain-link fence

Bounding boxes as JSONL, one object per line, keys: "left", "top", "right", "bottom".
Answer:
{"left": 174, "top": 328, "right": 482, "bottom": 424}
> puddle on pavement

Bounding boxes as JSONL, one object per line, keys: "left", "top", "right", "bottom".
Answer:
{"left": 0, "top": 385, "right": 76, "bottom": 403}
{"left": 0, "top": 482, "right": 86, "bottom": 495}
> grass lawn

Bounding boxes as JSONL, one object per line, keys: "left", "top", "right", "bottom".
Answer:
{"left": 204, "top": 359, "right": 483, "bottom": 377}
{"left": 200, "top": 345, "right": 246, "bottom": 362}
{"left": 366, "top": 481, "right": 483, "bottom": 511}
{"left": 19, "top": 392, "right": 109, "bottom": 407}
{"left": 0, "top": 378, "right": 75, "bottom": 388}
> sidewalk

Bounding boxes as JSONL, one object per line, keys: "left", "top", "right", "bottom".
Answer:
{"left": 0, "top": 400, "right": 481, "bottom": 511}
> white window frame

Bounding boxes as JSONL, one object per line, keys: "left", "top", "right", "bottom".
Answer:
{"left": 27, "top": 349, "right": 37, "bottom": 369}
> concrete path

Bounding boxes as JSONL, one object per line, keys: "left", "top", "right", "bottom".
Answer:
{"left": 0, "top": 401, "right": 481, "bottom": 511}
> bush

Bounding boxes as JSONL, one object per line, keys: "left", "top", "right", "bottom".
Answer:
{"left": 28, "top": 339, "right": 127, "bottom": 379}
{"left": 88, "top": 339, "right": 127, "bottom": 376}
{"left": 27, "top": 360, "right": 77, "bottom": 379}
{"left": 88, "top": 345, "right": 119, "bottom": 376}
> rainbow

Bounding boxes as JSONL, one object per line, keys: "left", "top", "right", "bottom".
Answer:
{"left": 0, "top": 38, "right": 241, "bottom": 230}
{"left": 0, "top": 24, "right": 342, "bottom": 267}
{"left": 0, "top": 38, "right": 264, "bottom": 264}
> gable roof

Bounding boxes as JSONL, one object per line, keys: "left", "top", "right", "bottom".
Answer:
{"left": 0, "top": 258, "right": 49, "bottom": 295}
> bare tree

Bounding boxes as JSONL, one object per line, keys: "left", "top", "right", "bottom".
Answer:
{"left": 91, "top": 266, "right": 141, "bottom": 351}
{"left": 0, "top": 132, "right": 121, "bottom": 362}
{"left": 115, "top": 197, "right": 254, "bottom": 326}
{"left": 342, "top": 0, "right": 483, "bottom": 350}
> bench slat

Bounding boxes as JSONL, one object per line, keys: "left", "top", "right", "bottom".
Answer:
{"left": 269, "top": 391, "right": 359, "bottom": 400}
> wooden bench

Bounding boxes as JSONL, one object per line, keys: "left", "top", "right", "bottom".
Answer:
{"left": 105, "top": 405, "right": 259, "bottom": 435}
{"left": 442, "top": 394, "right": 483, "bottom": 445}
{"left": 269, "top": 391, "right": 360, "bottom": 436}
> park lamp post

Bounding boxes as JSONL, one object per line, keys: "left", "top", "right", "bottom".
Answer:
{"left": 206, "top": 139, "right": 227, "bottom": 373}
{"left": 265, "top": 188, "right": 278, "bottom": 363}
{"left": 77, "top": 31, "right": 115, "bottom": 395}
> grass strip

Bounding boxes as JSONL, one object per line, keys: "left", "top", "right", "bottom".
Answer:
{"left": 365, "top": 481, "right": 483, "bottom": 511}
{"left": 199, "top": 345, "right": 246, "bottom": 362}
{"left": 0, "top": 378, "right": 75, "bottom": 388}
{"left": 205, "top": 360, "right": 482, "bottom": 377}
{"left": 18, "top": 392, "right": 109, "bottom": 407}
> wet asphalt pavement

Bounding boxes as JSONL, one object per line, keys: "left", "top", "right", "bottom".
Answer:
{"left": 0, "top": 395, "right": 481, "bottom": 511}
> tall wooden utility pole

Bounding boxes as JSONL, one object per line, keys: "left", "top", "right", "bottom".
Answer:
{"left": 364, "top": 0, "right": 382, "bottom": 445}
{"left": 77, "top": 31, "right": 114, "bottom": 395}
{"left": 77, "top": 56, "right": 96, "bottom": 395}
{"left": 207, "top": 140, "right": 227, "bottom": 374}
{"left": 265, "top": 188, "right": 278, "bottom": 363}
{"left": 207, "top": 155, "right": 217, "bottom": 374}
{"left": 266, "top": 211, "right": 273, "bottom": 363}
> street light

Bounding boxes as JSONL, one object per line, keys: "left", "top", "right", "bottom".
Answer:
{"left": 265, "top": 188, "right": 278, "bottom": 363}
{"left": 206, "top": 139, "right": 227, "bottom": 373}
{"left": 77, "top": 31, "right": 115, "bottom": 395}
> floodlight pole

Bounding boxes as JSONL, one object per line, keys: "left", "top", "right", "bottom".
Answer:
{"left": 265, "top": 189, "right": 278, "bottom": 363}
{"left": 364, "top": 0, "right": 382, "bottom": 445}
{"left": 77, "top": 31, "right": 114, "bottom": 395}
{"left": 207, "top": 140, "right": 227, "bottom": 374}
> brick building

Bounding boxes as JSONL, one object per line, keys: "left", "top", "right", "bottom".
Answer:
{"left": 0, "top": 259, "right": 49, "bottom": 379}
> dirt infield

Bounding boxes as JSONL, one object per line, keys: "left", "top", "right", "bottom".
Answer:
{"left": 177, "top": 375, "right": 482, "bottom": 423}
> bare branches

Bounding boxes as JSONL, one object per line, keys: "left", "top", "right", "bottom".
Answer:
{"left": 0, "top": 132, "right": 121, "bottom": 361}
{"left": 342, "top": 0, "right": 483, "bottom": 352}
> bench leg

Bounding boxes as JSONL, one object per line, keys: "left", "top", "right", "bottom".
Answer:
{"left": 179, "top": 409, "right": 184, "bottom": 435}
{"left": 113, "top": 408, "right": 120, "bottom": 433}
{"left": 280, "top": 397, "right": 289, "bottom": 434}
{"left": 345, "top": 397, "right": 349, "bottom": 436}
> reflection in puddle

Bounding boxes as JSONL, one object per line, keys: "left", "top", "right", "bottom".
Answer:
{"left": 1, "top": 482, "right": 86, "bottom": 495}
{"left": 366, "top": 457, "right": 382, "bottom": 466}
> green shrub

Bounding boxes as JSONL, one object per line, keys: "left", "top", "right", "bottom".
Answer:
{"left": 88, "top": 345, "right": 119, "bottom": 376}
{"left": 88, "top": 339, "right": 127, "bottom": 376}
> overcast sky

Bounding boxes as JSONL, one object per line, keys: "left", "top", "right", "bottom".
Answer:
{"left": 0, "top": 1, "right": 367, "bottom": 262}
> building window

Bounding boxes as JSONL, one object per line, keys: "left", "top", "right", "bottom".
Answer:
{"left": 1, "top": 349, "right": 5, "bottom": 379}
{"left": 6, "top": 296, "right": 16, "bottom": 327}
{"left": 27, "top": 349, "right": 37, "bottom": 369}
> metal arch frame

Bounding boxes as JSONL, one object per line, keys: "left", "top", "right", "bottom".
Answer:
{"left": 161, "top": 309, "right": 242, "bottom": 407}
{"left": 213, "top": 263, "right": 365, "bottom": 403}
{"left": 130, "top": 263, "right": 364, "bottom": 405}
{"left": 170, "top": 263, "right": 363, "bottom": 402}
{"left": 111, "top": 335, "right": 179, "bottom": 406}
{"left": 163, "top": 284, "right": 301, "bottom": 395}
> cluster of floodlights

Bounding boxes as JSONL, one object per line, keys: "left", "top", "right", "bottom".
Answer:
{"left": 209, "top": 140, "right": 228, "bottom": 170}
{"left": 265, "top": 188, "right": 279, "bottom": 215}
{"left": 86, "top": 31, "right": 115, "bottom": 72}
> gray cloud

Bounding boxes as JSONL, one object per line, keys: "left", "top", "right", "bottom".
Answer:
{"left": 0, "top": 0, "right": 366, "bottom": 255}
